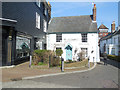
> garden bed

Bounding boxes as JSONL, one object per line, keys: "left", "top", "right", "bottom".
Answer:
{"left": 64, "top": 59, "right": 94, "bottom": 69}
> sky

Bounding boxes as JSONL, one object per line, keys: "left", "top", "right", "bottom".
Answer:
{"left": 118, "top": 2, "right": 120, "bottom": 25}
{"left": 49, "top": 2, "right": 118, "bottom": 32}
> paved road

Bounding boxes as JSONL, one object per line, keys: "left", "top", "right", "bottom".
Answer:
{"left": 2, "top": 58, "right": 119, "bottom": 88}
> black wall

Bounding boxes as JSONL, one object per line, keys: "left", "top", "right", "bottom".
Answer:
{"left": 2, "top": 2, "right": 49, "bottom": 65}
{"left": 2, "top": 2, "right": 46, "bottom": 37}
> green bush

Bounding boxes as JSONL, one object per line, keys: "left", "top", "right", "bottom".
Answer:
{"left": 38, "top": 62, "right": 46, "bottom": 65}
{"left": 55, "top": 49, "right": 63, "bottom": 56}
{"left": 32, "top": 50, "right": 52, "bottom": 65}
{"left": 32, "top": 49, "right": 60, "bottom": 67}
{"left": 68, "top": 60, "right": 73, "bottom": 63}
{"left": 107, "top": 55, "right": 120, "bottom": 62}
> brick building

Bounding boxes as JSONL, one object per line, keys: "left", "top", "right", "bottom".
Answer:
{"left": 98, "top": 24, "right": 109, "bottom": 40}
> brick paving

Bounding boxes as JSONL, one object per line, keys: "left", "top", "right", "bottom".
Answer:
{"left": 2, "top": 61, "right": 91, "bottom": 82}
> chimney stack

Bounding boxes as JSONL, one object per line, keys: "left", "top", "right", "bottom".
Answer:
{"left": 111, "top": 21, "right": 115, "bottom": 32}
{"left": 93, "top": 4, "right": 96, "bottom": 21}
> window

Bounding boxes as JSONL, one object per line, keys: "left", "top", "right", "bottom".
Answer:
{"left": 56, "top": 47, "right": 62, "bottom": 50}
{"left": 45, "top": 8, "right": 48, "bottom": 16}
{"left": 36, "top": 0, "right": 41, "bottom": 7}
{"left": 81, "top": 33, "right": 87, "bottom": 42}
{"left": 56, "top": 34, "right": 62, "bottom": 42}
{"left": 81, "top": 48, "right": 88, "bottom": 57}
{"left": 107, "top": 48, "right": 109, "bottom": 54}
{"left": 16, "top": 36, "right": 30, "bottom": 58}
{"left": 114, "top": 38, "right": 116, "bottom": 44}
{"left": 43, "top": 19, "right": 47, "bottom": 32}
{"left": 112, "top": 48, "right": 115, "bottom": 55}
{"left": 42, "top": 3, "right": 45, "bottom": 14}
{"left": 36, "top": 12, "right": 40, "bottom": 29}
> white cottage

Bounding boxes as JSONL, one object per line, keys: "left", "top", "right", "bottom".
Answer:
{"left": 46, "top": 4, "right": 100, "bottom": 62}
{"left": 100, "top": 26, "right": 120, "bottom": 56}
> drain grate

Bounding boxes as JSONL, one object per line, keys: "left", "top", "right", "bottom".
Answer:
{"left": 11, "top": 78, "right": 22, "bottom": 81}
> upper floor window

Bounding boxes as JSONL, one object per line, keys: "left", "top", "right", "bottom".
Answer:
{"left": 81, "top": 33, "right": 87, "bottom": 42}
{"left": 43, "top": 19, "right": 47, "bottom": 32}
{"left": 56, "top": 34, "right": 62, "bottom": 42}
{"left": 44, "top": 8, "right": 47, "bottom": 16}
{"left": 36, "top": 0, "right": 41, "bottom": 7}
{"left": 36, "top": 12, "right": 40, "bottom": 29}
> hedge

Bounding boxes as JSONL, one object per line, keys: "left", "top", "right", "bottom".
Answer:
{"left": 107, "top": 55, "right": 120, "bottom": 62}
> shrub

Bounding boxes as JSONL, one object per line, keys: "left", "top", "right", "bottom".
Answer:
{"left": 107, "top": 55, "right": 120, "bottom": 62}
{"left": 32, "top": 49, "right": 60, "bottom": 67}
{"left": 38, "top": 62, "right": 46, "bottom": 65}
{"left": 55, "top": 49, "right": 63, "bottom": 56}
{"left": 32, "top": 50, "right": 52, "bottom": 65}
{"left": 77, "top": 51, "right": 85, "bottom": 61}
{"left": 68, "top": 60, "right": 73, "bottom": 63}
{"left": 49, "top": 56, "right": 60, "bottom": 67}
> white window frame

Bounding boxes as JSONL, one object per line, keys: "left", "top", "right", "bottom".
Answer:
{"left": 81, "top": 33, "right": 87, "bottom": 42}
{"left": 56, "top": 34, "right": 62, "bottom": 42}
{"left": 112, "top": 48, "right": 115, "bottom": 55}
{"left": 36, "top": 12, "right": 40, "bottom": 29}
{"left": 43, "top": 19, "right": 47, "bottom": 32}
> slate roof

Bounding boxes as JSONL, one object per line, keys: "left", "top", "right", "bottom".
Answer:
{"left": 47, "top": 15, "right": 97, "bottom": 33}
{"left": 98, "top": 24, "right": 108, "bottom": 29}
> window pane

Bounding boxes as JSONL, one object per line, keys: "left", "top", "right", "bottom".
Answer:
{"left": 81, "top": 48, "right": 88, "bottom": 57}
{"left": 56, "top": 34, "right": 62, "bottom": 42}
{"left": 36, "top": 12, "right": 40, "bottom": 29}
{"left": 16, "top": 36, "right": 30, "bottom": 58}
{"left": 82, "top": 33, "right": 87, "bottom": 42}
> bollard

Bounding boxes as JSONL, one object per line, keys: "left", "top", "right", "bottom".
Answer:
{"left": 29, "top": 55, "right": 32, "bottom": 68}
{"left": 61, "top": 57, "right": 64, "bottom": 72}
{"left": 93, "top": 57, "right": 95, "bottom": 65}
{"left": 88, "top": 57, "right": 90, "bottom": 68}
{"left": 49, "top": 55, "right": 51, "bottom": 68}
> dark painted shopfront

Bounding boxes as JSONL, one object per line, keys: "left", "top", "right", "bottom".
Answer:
{"left": 1, "top": 2, "right": 51, "bottom": 66}
{"left": 2, "top": 20, "right": 32, "bottom": 66}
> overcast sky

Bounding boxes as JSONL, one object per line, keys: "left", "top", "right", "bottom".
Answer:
{"left": 49, "top": 2, "right": 118, "bottom": 32}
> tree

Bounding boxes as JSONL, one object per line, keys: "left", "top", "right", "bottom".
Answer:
{"left": 55, "top": 49, "right": 63, "bottom": 56}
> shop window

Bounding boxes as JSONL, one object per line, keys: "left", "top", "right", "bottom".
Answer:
{"left": 16, "top": 36, "right": 30, "bottom": 58}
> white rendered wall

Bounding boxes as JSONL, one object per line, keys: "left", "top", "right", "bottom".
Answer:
{"left": 100, "top": 34, "right": 119, "bottom": 56}
{"left": 47, "top": 33, "right": 100, "bottom": 62}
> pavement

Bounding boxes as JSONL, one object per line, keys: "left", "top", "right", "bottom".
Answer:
{"left": 2, "top": 60, "right": 94, "bottom": 82}
{"left": 2, "top": 57, "right": 120, "bottom": 88}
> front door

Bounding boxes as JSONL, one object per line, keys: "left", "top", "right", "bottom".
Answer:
{"left": 66, "top": 45, "right": 72, "bottom": 60}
